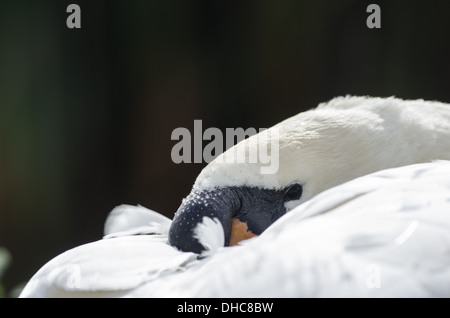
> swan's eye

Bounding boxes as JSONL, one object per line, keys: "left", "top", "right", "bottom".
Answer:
{"left": 283, "top": 184, "right": 303, "bottom": 202}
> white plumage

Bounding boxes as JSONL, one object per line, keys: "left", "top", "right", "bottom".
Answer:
{"left": 20, "top": 161, "right": 450, "bottom": 297}
{"left": 19, "top": 96, "right": 450, "bottom": 297}
{"left": 195, "top": 96, "right": 450, "bottom": 204}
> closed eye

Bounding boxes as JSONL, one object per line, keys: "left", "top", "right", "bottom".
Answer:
{"left": 283, "top": 183, "right": 303, "bottom": 202}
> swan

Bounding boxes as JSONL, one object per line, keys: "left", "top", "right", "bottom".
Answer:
{"left": 19, "top": 161, "right": 450, "bottom": 297}
{"left": 169, "top": 96, "right": 450, "bottom": 253}
{"left": 19, "top": 96, "right": 450, "bottom": 297}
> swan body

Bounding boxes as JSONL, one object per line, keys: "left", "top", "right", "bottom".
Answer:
{"left": 20, "top": 161, "right": 450, "bottom": 297}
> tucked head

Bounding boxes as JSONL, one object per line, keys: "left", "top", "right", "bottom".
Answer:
{"left": 168, "top": 96, "right": 450, "bottom": 254}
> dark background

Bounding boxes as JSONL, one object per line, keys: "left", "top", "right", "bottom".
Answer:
{"left": 0, "top": 0, "right": 449, "bottom": 294}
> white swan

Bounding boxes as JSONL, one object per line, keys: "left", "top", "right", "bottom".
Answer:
{"left": 169, "top": 96, "right": 450, "bottom": 253}
{"left": 19, "top": 96, "right": 450, "bottom": 297}
{"left": 20, "top": 161, "right": 450, "bottom": 297}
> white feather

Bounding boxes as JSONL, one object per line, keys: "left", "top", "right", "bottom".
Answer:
{"left": 20, "top": 161, "right": 450, "bottom": 297}
{"left": 103, "top": 204, "right": 171, "bottom": 238}
{"left": 19, "top": 235, "right": 198, "bottom": 297}
{"left": 193, "top": 217, "right": 225, "bottom": 256}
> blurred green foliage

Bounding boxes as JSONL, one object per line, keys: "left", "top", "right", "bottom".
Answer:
{"left": 0, "top": 247, "right": 11, "bottom": 297}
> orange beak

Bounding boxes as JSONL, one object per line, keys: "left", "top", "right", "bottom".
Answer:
{"left": 229, "top": 218, "right": 258, "bottom": 246}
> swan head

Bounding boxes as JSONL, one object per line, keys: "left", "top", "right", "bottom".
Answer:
{"left": 168, "top": 96, "right": 450, "bottom": 253}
